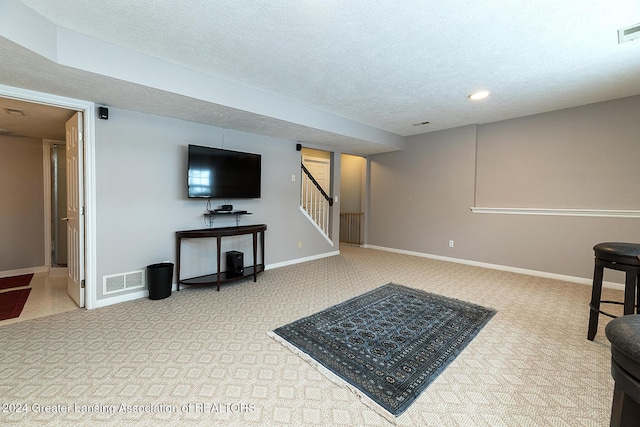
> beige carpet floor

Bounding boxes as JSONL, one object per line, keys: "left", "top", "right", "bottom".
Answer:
{"left": 0, "top": 245, "right": 619, "bottom": 426}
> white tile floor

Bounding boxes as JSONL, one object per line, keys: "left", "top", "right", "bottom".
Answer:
{"left": 0, "top": 269, "right": 79, "bottom": 326}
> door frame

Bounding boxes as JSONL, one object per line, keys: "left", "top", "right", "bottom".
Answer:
{"left": 0, "top": 84, "right": 97, "bottom": 309}
{"left": 42, "top": 139, "right": 66, "bottom": 268}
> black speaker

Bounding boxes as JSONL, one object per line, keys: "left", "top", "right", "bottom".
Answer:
{"left": 98, "top": 107, "right": 109, "bottom": 120}
{"left": 226, "top": 251, "right": 244, "bottom": 277}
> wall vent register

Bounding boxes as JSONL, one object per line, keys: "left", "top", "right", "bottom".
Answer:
{"left": 103, "top": 270, "right": 145, "bottom": 294}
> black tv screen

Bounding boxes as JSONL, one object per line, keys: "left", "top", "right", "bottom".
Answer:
{"left": 188, "top": 145, "right": 261, "bottom": 199}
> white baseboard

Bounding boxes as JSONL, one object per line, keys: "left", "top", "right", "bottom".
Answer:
{"left": 94, "top": 290, "right": 148, "bottom": 308}
{"left": 266, "top": 250, "right": 340, "bottom": 270}
{"left": 94, "top": 251, "right": 342, "bottom": 308}
{"left": 364, "top": 245, "right": 625, "bottom": 291}
{"left": 93, "top": 284, "right": 180, "bottom": 308}
{"left": 91, "top": 244, "right": 622, "bottom": 310}
{"left": 0, "top": 265, "right": 50, "bottom": 279}
{"left": 94, "top": 250, "right": 342, "bottom": 309}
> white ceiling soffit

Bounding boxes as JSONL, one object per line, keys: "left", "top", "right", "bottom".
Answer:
{"left": 2, "top": 0, "right": 640, "bottom": 155}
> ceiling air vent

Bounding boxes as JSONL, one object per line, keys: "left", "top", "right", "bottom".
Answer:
{"left": 3, "top": 107, "right": 25, "bottom": 116}
{"left": 618, "top": 23, "right": 640, "bottom": 44}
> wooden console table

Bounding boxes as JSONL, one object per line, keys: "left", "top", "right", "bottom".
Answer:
{"left": 175, "top": 224, "right": 266, "bottom": 291}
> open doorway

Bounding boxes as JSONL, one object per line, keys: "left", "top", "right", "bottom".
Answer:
{"left": 0, "top": 93, "right": 88, "bottom": 324}
{"left": 339, "top": 154, "right": 367, "bottom": 245}
{"left": 44, "top": 139, "right": 68, "bottom": 268}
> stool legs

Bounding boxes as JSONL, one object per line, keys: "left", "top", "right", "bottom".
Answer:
{"left": 610, "top": 378, "right": 640, "bottom": 427}
{"left": 588, "top": 264, "right": 604, "bottom": 341}
{"left": 637, "top": 274, "right": 640, "bottom": 314}
{"left": 624, "top": 273, "right": 636, "bottom": 316}
{"left": 589, "top": 265, "right": 640, "bottom": 340}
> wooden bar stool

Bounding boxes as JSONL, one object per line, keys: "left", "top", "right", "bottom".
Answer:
{"left": 588, "top": 242, "right": 640, "bottom": 341}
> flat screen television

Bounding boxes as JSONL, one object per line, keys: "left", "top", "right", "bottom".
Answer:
{"left": 187, "top": 144, "right": 261, "bottom": 199}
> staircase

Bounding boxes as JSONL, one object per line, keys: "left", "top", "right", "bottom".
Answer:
{"left": 300, "top": 163, "right": 333, "bottom": 241}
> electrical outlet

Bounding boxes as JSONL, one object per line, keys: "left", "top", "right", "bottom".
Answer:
{"left": 449, "top": 240, "right": 454, "bottom": 248}
{"left": 291, "top": 174, "right": 296, "bottom": 182}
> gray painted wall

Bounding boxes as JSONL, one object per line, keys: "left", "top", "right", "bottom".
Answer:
{"left": 340, "top": 154, "right": 365, "bottom": 214}
{"left": 0, "top": 136, "right": 45, "bottom": 270}
{"left": 94, "top": 107, "right": 337, "bottom": 300}
{"left": 476, "top": 95, "right": 640, "bottom": 209}
{"left": 368, "top": 95, "right": 640, "bottom": 283}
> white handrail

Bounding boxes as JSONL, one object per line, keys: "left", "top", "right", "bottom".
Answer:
{"left": 301, "top": 171, "right": 331, "bottom": 236}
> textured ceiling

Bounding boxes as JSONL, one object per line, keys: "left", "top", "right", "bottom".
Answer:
{"left": 2, "top": 0, "right": 640, "bottom": 154}
{"left": 0, "top": 96, "right": 74, "bottom": 140}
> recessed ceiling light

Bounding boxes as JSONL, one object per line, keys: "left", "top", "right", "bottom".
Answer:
{"left": 468, "top": 91, "right": 489, "bottom": 100}
{"left": 412, "top": 121, "right": 430, "bottom": 126}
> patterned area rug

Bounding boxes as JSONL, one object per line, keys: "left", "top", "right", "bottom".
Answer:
{"left": 0, "top": 273, "right": 33, "bottom": 291}
{"left": 270, "top": 283, "right": 496, "bottom": 419}
{"left": 0, "top": 288, "right": 31, "bottom": 321}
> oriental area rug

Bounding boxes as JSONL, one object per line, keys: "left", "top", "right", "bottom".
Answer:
{"left": 269, "top": 283, "right": 496, "bottom": 419}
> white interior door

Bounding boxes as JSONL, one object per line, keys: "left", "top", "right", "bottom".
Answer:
{"left": 65, "top": 112, "right": 85, "bottom": 307}
{"left": 302, "top": 156, "right": 331, "bottom": 193}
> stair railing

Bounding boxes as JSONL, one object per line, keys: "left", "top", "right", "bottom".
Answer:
{"left": 300, "top": 163, "right": 333, "bottom": 236}
{"left": 339, "top": 212, "right": 364, "bottom": 245}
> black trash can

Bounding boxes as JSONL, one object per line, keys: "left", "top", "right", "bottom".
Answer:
{"left": 147, "top": 262, "right": 173, "bottom": 300}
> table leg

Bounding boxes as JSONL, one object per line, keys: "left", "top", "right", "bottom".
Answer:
{"left": 176, "top": 237, "right": 181, "bottom": 291}
{"left": 252, "top": 231, "right": 258, "bottom": 282}
{"left": 216, "top": 236, "right": 221, "bottom": 291}
{"left": 260, "top": 229, "right": 265, "bottom": 270}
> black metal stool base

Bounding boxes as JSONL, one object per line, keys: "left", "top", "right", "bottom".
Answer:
{"left": 605, "top": 315, "right": 640, "bottom": 427}
{"left": 587, "top": 243, "right": 640, "bottom": 341}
